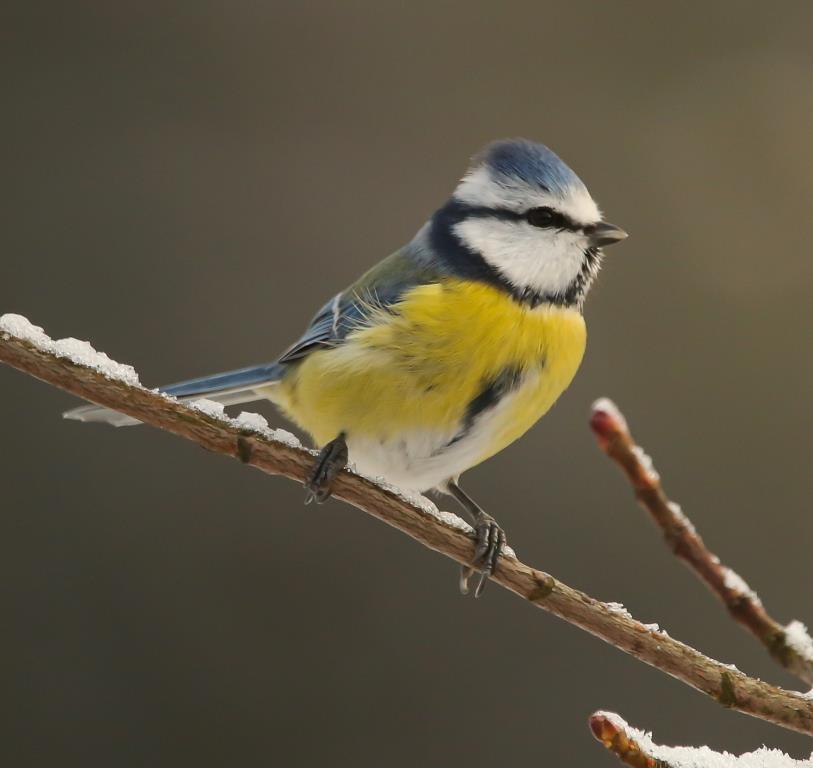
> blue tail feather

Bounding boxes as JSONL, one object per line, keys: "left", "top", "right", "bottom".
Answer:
{"left": 160, "top": 362, "right": 285, "bottom": 398}
{"left": 63, "top": 361, "right": 286, "bottom": 426}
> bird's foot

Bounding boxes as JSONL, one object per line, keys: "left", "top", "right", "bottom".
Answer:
{"left": 304, "top": 433, "right": 348, "bottom": 505}
{"left": 459, "top": 515, "right": 505, "bottom": 598}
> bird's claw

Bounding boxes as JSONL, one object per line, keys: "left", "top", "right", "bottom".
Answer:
{"left": 459, "top": 516, "right": 505, "bottom": 598}
{"left": 304, "top": 434, "right": 348, "bottom": 505}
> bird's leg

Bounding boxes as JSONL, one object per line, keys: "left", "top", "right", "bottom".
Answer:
{"left": 445, "top": 480, "right": 505, "bottom": 598}
{"left": 304, "top": 432, "right": 349, "bottom": 505}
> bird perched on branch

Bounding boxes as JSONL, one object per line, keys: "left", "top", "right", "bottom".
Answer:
{"left": 66, "top": 139, "right": 627, "bottom": 597}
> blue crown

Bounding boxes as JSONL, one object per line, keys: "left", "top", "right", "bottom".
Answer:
{"left": 477, "top": 139, "right": 586, "bottom": 197}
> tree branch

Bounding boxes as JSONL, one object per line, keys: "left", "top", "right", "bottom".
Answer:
{"left": 2, "top": 318, "right": 813, "bottom": 737}
{"left": 590, "top": 398, "right": 813, "bottom": 686}
{"left": 589, "top": 710, "right": 812, "bottom": 767}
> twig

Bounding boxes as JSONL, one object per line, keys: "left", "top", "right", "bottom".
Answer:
{"left": 590, "top": 398, "right": 813, "bottom": 686}
{"left": 590, "top": 712, "right": 672, "bottom": 768}
{"left": 589, "top": 710, "right": 813, "bottom": 767}
{"left": 2, "top": 326, "right": 813, "bottom": 737}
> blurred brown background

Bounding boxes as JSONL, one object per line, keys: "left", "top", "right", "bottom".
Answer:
{"left": 2, "top": 2, "right": 813, "bottom": 765}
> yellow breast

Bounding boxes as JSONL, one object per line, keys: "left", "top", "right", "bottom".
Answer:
{"left": 270, "top": 280, "right": 586, "bottom": 467}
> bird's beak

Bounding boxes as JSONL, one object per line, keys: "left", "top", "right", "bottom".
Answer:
{"left": 585, "top": 221, "right": 628, "bottom": 248}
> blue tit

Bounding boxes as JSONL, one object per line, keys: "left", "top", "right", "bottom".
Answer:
{"left": 66, "top": 138, "right": 627, "bottom": 596}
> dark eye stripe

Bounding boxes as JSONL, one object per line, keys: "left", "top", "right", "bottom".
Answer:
{"left": 454, "top": 204, "right": 525, "bottom": 222}
{"left": 453, "top": 201, "right": 581, "bottom": 233}
{"left": 526, "top": 206, "right": 578, "bottom": 231}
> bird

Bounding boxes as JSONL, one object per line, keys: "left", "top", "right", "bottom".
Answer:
{"left": 65, "top": 138, "right": 627, "bottom": 597}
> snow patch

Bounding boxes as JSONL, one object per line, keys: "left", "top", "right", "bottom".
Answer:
{"left": 591, "top": 397, "right": 628, "bottom": 430}
{"left": 354, "top": 470, "right": 469, "bottom": 530}
{"left": 189, "top": 398, "right": 226, "bottom": 419}
{"left": 0, "top": 313, "right": 140, "bottom": 386}
{"left": 606, "top": 602, "right": 632, "bottom": 619}
{"left": 631, "top": 444, "right": 660, "bottom": 482}
{"left": 722, "top": 567, "right": 762, "bottom": 606}
{"left": 231, "top": 410, "right": 302, "bottom": 449}
{"left": 594, "top": 711, "right": 813, "bottom": 767}
{"left": 187, "top": 399, "right": 305, "bottom": 451}
{"left": 604, "top": 605, "right": 670, "bottom": 636}
{"left": 267, "top": 428, "right": 304, "bottom": 449}
{"left": 233, "top": 411, "right": 270, "bottom": 434}
{"left": 786, "top": 621, "right": 813, "bottom": 664}
{"left": 667, "top": 501, "right": 696, "bottom": 534}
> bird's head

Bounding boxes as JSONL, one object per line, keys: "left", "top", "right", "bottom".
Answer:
{"left": 429, "top": 139, "right": 627, "bottom": 308}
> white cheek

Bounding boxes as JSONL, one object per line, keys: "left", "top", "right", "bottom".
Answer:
{"left": 454, "top": 218, "right": 586, "bottom": 296}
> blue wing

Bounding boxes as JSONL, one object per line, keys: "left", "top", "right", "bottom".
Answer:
{"left": 277, "top": 292, "right": 376, "bottom": 363}
{"left": 278, "top": 246, "right": 439, "bottom": 362}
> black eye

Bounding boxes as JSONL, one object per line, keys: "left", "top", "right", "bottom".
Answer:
{"left": 526, "top": 206, "right": 564, "bottom": 229}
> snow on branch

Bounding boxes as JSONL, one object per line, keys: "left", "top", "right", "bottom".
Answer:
{"left": 590, "top": 398, "right": 813, "bottom": 687}
{"left": 589, "top": 711, "right": 813, "bottom": 767}
{"left": 2, "top": 314, "right": 813, "bottom": 737}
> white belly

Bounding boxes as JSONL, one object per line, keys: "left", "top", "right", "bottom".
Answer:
{"left": 346, "top": 382, "right": 526, "bottom": 491}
